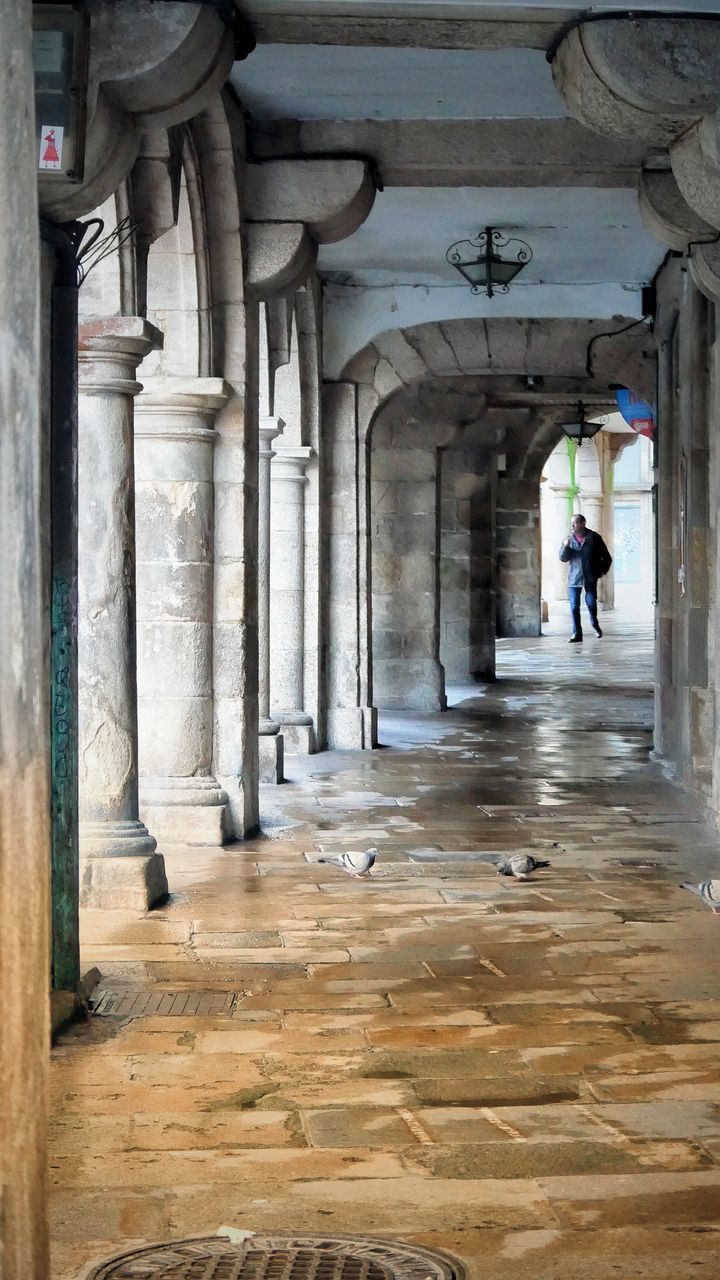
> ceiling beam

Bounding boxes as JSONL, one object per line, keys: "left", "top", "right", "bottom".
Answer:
{"left": 249, "top": 118, "right": 654, "bottom": 187}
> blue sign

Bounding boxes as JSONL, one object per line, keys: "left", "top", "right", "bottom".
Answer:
{"left": 615, "top": 387, "right": 655, "bottom": 438}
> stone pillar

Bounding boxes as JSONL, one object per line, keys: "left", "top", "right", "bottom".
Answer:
{"left": 270, "top": 445, "right": 315, "bottom": 752}
{"left": 468, "top": 459, "right": 497, "bottom": 681}
{"left": 582, "top": 493, "right": 608, "bottom": 609}
{"left": 653, "top": 326, "right": 678, "bottom": 772}
{"left": 134, "top": 377, "right": 231, "bottom": 845}
{"left": 0, "top": 3, "right": 50, "bottom": 1272}
{"left": 77, "top": 318, "right": 168, "bottom": 909}
{"left": 258, "top": 416, "right": 284, "bottom": 782}
{"left": 322, "top": 381, "right": 377, "bottom": 749}
{"left": 496, "top": 477, "right": 542, "bottom": 637}
{"left": 549, "top": 484, "right": 573, "bottom": 601}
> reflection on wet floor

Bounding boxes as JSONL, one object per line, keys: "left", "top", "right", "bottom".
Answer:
{"left": 50, "top": 621, "right": 720, "bottom": 1278}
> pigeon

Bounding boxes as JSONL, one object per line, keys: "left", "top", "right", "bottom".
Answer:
{"left": 679, "top": 879, "right": 720, "bottom": 914}
{"left": 497, "top": 854, "right": 551, "bottom": 881}
{"left": 317, "top": 847, "right": 378, "bottom": 878}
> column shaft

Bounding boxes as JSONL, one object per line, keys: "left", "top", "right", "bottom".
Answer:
{"left": 322, "top": 381, "right": 377, "bottom": 750}
{"left": 270, "top": 445, "right": 314, "bottom": 751}
{"left": 0, "top": 3, "right": 51, "bottom": 1271}
{"left": 258, "top": 415, "right": 284, "bottom": 781}
{"left": 135, "top": 378, "right": 230, "bottom": 845}
{"left": 78, "top": 318, "right": 167, "bottom": 909}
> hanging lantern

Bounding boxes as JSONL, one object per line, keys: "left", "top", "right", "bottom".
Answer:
{"left": 559, "top": 401, "right": 604, "bottom": 448}
{"left": 446, "top": 226, "right": 533, "bottom": 298}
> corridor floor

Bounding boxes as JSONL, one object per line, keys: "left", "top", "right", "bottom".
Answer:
{"left": 51, "top": 622, "right": 720, "bottom": 1278}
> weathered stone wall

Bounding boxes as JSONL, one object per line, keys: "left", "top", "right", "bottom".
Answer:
{"left": 654, "top": 259, "right": 714, "bottom": 802}
{"left": 0, "top": 4, "right": 51, "bottom": 1274}
{"left": 496, "top": 477, "right": 542, "bottom": 637}
{"left": 440, "top": 446, "right": 495, "bottom": 683}
{"left": 370, "top": 415, "right": 447, "bottom": 711}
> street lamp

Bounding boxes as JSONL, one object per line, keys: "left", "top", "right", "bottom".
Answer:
{"left": 33, "top": 2, "right": 90, "bottom": 183}
{"left": 446, "top": 226, "right": 533, "bottom": 298}
{"left": 559, "top": 402, "right": 604, "bottom": 448}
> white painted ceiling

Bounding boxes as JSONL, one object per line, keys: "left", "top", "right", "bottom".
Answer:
{"left": 236, "top": 1, "right": 683, "bottom": 368}
{"left": 232, "top": 46, "right": 566, "bottom": 120}
{"left": 317, "top": 187, "right": 666, "bottom": 287}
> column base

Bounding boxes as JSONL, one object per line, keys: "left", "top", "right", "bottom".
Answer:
{"left": 79, "top": 851, "right": 168, "bottom": 911}
{"left": 140, "top": 803, "right": 229, "bottom": 846}
{"left": 649, "top": 748, "right": 680, "bottom": 781}
{"left": 140, "top": 777, "right": 230, "bottom": 846}
{"left": 326, "top": 705, "right": 377, "bottom": 751}
{"left": 273, "top": 712, "right": 315, "bottom": 755}
{"left": 259, "top": 732, "right": 285, "bottom": 783}
{"left": 218, "top": 774, "right": 260, "bottom": 840}
{"left": 79, "top": 818, "right": 157, "bottom": 859}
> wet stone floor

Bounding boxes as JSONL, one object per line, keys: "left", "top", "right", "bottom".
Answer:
{"left": 51, "top": 621, "right": 720, "bottom": 1278}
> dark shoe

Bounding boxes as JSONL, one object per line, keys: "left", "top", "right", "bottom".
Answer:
{"left": 568, "top": 634, "right": 583, "bottom": 643}
{"left": 593, "top": 622, "right": 603, "bottom": 637}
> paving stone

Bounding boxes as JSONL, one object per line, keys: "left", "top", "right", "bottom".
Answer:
{"left": 49, "top": 627, "right": 720, "bottom": 1279}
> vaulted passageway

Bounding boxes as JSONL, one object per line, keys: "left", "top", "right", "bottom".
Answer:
{"left": 51, "top": 620, "right": 720, "bottom": 1280}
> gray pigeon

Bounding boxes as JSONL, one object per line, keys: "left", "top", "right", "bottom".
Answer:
{"left": 679, "top": 879, "right": 720, "bottom": 914}
{"left": 318, "top": 847, "right": 378, "bottom": 878}
{"left": 497, "top": 854, "right": 550, "bottom": 881}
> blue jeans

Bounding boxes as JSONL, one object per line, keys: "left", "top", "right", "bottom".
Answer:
{"left": 569, "top": 583, "right": 598, "bottom": 637}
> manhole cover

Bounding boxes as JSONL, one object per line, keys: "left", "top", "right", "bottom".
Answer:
{"left": 82, "top": 1234, "right": 464, "bottom": 1280}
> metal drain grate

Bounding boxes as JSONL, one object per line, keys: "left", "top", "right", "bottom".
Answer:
{"left": 91, "top": 989, "right": 238, "bottom": 1017}
{"left": 82, "top": 1234, "right": 464, "bottom": 1280}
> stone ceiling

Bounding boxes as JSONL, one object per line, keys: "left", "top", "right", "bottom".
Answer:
{"left": 234, "top": 2, "right": 691, "bottom": 369}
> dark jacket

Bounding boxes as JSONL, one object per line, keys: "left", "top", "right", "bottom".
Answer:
{"left": 559, "top": 528, "right": 613, "bottom": 587}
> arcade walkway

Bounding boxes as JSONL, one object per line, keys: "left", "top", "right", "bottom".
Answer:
{"left": 50, "top": 621, "right": 720, "bottom": 1278}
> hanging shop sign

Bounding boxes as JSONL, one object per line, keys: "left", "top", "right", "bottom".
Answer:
{"left": 614, "top": 387, "right": 655, "bottom": 439}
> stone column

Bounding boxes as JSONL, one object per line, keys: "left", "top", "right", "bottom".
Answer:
{"left": 496, "top": 476, "right": 542, "bottom": 637}
{"left": 322, "top": 381, "right": 377, "bottom": 749}
{"left": 77, "top": 318, "right": 168, "bottom": 909}
{"left": 270, "top": 445, "right": 315, "bottom": 751}
{"left": 134, "top": 377, "right": 230, "bottom": 845}
{"left": 582, "top": 493, "right": 607, "bottom": 609}
{"left": 258, "top": 416, "right": 284, "bottom": 782}
{"left": 1, "top": 4, "right": 50, "bottom": 1272}
{"left": 549, "top": 484, "right": 574, "bottom": 601}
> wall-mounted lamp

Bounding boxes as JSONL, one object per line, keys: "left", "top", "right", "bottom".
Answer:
{"left": 559, "top": 402, "right": 603, "bottom": 448}
{"left": 33, "top": 3, "right": 90, "bottom": 183}
{"left": 446, "top": 226, "right": 533, "bottom": 298}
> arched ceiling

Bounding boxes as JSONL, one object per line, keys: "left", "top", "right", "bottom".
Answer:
{"left": 235, "top": 1, "right": 679, "bottom": 376}
{"left": 342, "top": 316, "right": 655, "bottom": 402}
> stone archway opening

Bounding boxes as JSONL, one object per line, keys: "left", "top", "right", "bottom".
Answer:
{"left": 367, "top": 381, "right": 497, "bottom": 715}
{"left": 540, "top": 414, "right": 656, "bottom": 635}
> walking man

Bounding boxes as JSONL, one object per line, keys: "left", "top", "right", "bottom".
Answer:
{"left": 559, "top": 513, "right": 612, "bottom": 643}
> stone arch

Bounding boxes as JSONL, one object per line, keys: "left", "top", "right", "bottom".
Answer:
{"left": 368, "top": 384, "right": 497, "bottom": 710}
{"left": 268, "top": 290, "right": 323, "bottom": 751}
{"left": 187, "top": 91, "right": 259, "bottom": 838}
{"left": 140, "top": 142, "right": 204, "bottom": 378}
{"left": 76, "top": 187, "right": 126, "bottom": 321}
{"left": 321, "top": 317, "right": 653, "bottom": 745}
{"left": 341, "top": 315, "right": 654, "bottom": 441}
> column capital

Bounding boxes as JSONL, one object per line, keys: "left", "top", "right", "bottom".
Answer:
{"left": 79, "top": 317, "right": 164, "bottom": 397}
{"left": 79, "top": 316, "right": 164, "bottom": 359}
{"left": 259, "top": 415, "right": 285, "bottom": 459}
{"left": 135, "top": 376, "right": 231, "bottom": 441}
{"left": 272, "top": 444, "right": 313, "bottom": 482}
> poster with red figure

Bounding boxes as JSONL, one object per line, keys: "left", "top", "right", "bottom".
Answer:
{"left": 39, "top": 125, "right": 63, "bottom": 170}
